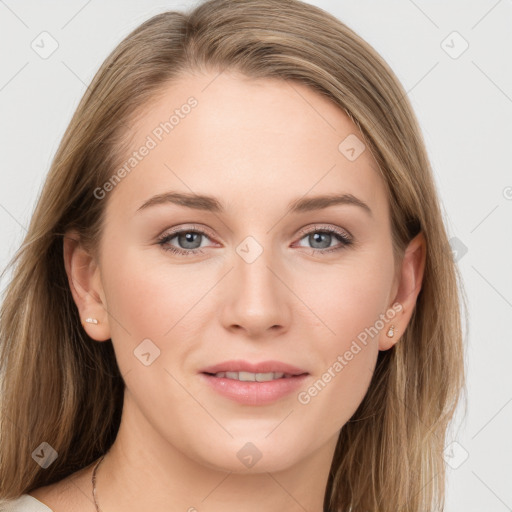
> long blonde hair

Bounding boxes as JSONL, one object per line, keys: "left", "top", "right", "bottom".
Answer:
{"left": 0, "top": 1, "right": 466, "bottom": 510}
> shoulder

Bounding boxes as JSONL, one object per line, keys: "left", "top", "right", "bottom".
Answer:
{"left": 5, "top": 464, "right": 94, "bottom": 512}
{"left": 0, "top": 494, "right": 54, "bottom": 512}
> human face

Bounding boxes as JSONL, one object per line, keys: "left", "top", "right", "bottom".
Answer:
{"left": 95, "top": 70, "right": 399, "bottom": 473}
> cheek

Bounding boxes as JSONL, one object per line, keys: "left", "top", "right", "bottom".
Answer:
{"left": 297, "top": 249, "right": 394, "bottom": 346}
{"left": 102, "top": 243, "right": 205, "bottom": 334}
{"left": 290, "top": 251, "right": 393, "bottom": 429}
{"left": 99, "top": 243, "right": 209, "bottom": 380}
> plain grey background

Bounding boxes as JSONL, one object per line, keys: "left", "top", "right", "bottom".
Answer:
{"left": 1, "top": 1, "right": 511, "bottom": 510}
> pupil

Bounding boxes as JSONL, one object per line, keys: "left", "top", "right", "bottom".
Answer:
{"left": 180, "top": 232, "right": 201, "bottom": 249}
{"left": 311, "top": 232, "right": 330, "bottom": 249}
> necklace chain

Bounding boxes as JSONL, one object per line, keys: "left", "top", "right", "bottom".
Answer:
{"left": 91, "top": 454, "right": 106, "bottom": 512}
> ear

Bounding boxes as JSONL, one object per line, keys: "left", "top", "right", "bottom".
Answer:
{"left": 379, "top": 231, "right": 426, "bottom": 351}
{"left": 63, "top": 230, "right": 111, "bottom": 341}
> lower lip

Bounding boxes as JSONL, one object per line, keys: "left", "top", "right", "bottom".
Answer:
{"left": 199, "top": 373, "right": 309, "bottom": 405}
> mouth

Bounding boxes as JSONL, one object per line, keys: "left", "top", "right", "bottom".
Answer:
{"left": 198, "top": 360, "right": 310, "bottom": 405}
{"left": 202, "top": 371, "right": 306, "bottom": 381}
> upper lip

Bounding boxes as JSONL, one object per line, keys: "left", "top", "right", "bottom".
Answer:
{"left": 200, "top": 360, "right": 308, "bottom": 376}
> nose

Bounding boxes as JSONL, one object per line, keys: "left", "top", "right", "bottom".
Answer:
{"left": 219, "top": 242, "right": 292, "bottom": 338}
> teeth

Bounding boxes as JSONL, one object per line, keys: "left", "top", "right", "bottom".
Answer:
{"left": 213, "top": 371, "right": 287, "bottom": 381}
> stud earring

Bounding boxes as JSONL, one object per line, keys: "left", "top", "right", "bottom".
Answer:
{"left": 386, "top": 324, "right": 397, "bottom": 338}
{"left": 84, "top": 318, "right": 99, "bottom": 325}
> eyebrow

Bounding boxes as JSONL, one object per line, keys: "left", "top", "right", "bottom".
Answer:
{"left": 136, "top": 191, "right": 372, "bottom": 217}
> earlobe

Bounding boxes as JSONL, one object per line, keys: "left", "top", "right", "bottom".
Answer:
{"left": 378, "top": 304, "right": 402, "bottom": 351}
{"left": 385, "top": 324, "right": 398, "bottom": 339}
{"left": 379, "top": 231, "right": 426, "bottom": 351}
{"left": 63, "top": 230, "right": 111, "bottom": 341}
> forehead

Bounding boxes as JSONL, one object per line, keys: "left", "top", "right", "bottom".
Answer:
{"left": 107, "top": 70, "right": 388, "bottom": 220}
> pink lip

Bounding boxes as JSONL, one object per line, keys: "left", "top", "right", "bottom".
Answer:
{"left": 199, "top": 359, "right": 308, "bottom": 376}
{"left": 198, "top": 359, "right": 309, "bottom": 406}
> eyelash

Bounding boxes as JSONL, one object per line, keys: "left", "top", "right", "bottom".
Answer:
{"left": 157, "top": 224, "right": 353, "bottom": 257}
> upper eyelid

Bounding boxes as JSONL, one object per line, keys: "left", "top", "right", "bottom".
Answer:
{"left": 298, "top": 224, "right": 352, "bottom": 239}
{"left": 160, "top": 224, "right": 217, "bottom": 240}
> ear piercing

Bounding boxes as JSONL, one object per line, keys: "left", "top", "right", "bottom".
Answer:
{"left": 84, "top": 318, "right": 99, "bottom": 325}
{"left": 386, "top": 325, "right": 397, "bottom": 338}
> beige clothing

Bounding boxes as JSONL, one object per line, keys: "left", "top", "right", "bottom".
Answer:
{"left": 0, "top": 495, "right": 53, "bottom": 512}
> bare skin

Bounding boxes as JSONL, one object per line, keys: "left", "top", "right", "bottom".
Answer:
{"left": 30, "top": 70, "right": 425, "bottom": 512}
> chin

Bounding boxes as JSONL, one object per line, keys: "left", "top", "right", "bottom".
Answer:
{"left": 190, "top": 437, "right": 301, "bottom": 474}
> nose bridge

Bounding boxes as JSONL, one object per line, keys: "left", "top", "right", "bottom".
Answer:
{"left": 222, "top": 234, "right": 290, "bottom": 334}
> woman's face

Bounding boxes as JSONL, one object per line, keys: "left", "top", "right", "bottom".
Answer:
{"left": 83, "top": 71, "right": 407, "bottom": 473}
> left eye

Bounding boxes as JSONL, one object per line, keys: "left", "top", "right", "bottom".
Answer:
{"left": 295, "top": 228, "right": 352, "bottom": 252}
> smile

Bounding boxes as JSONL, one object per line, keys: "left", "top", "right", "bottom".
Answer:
{"left": 206, "top": 371, "right": 295, "bottom": 381}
